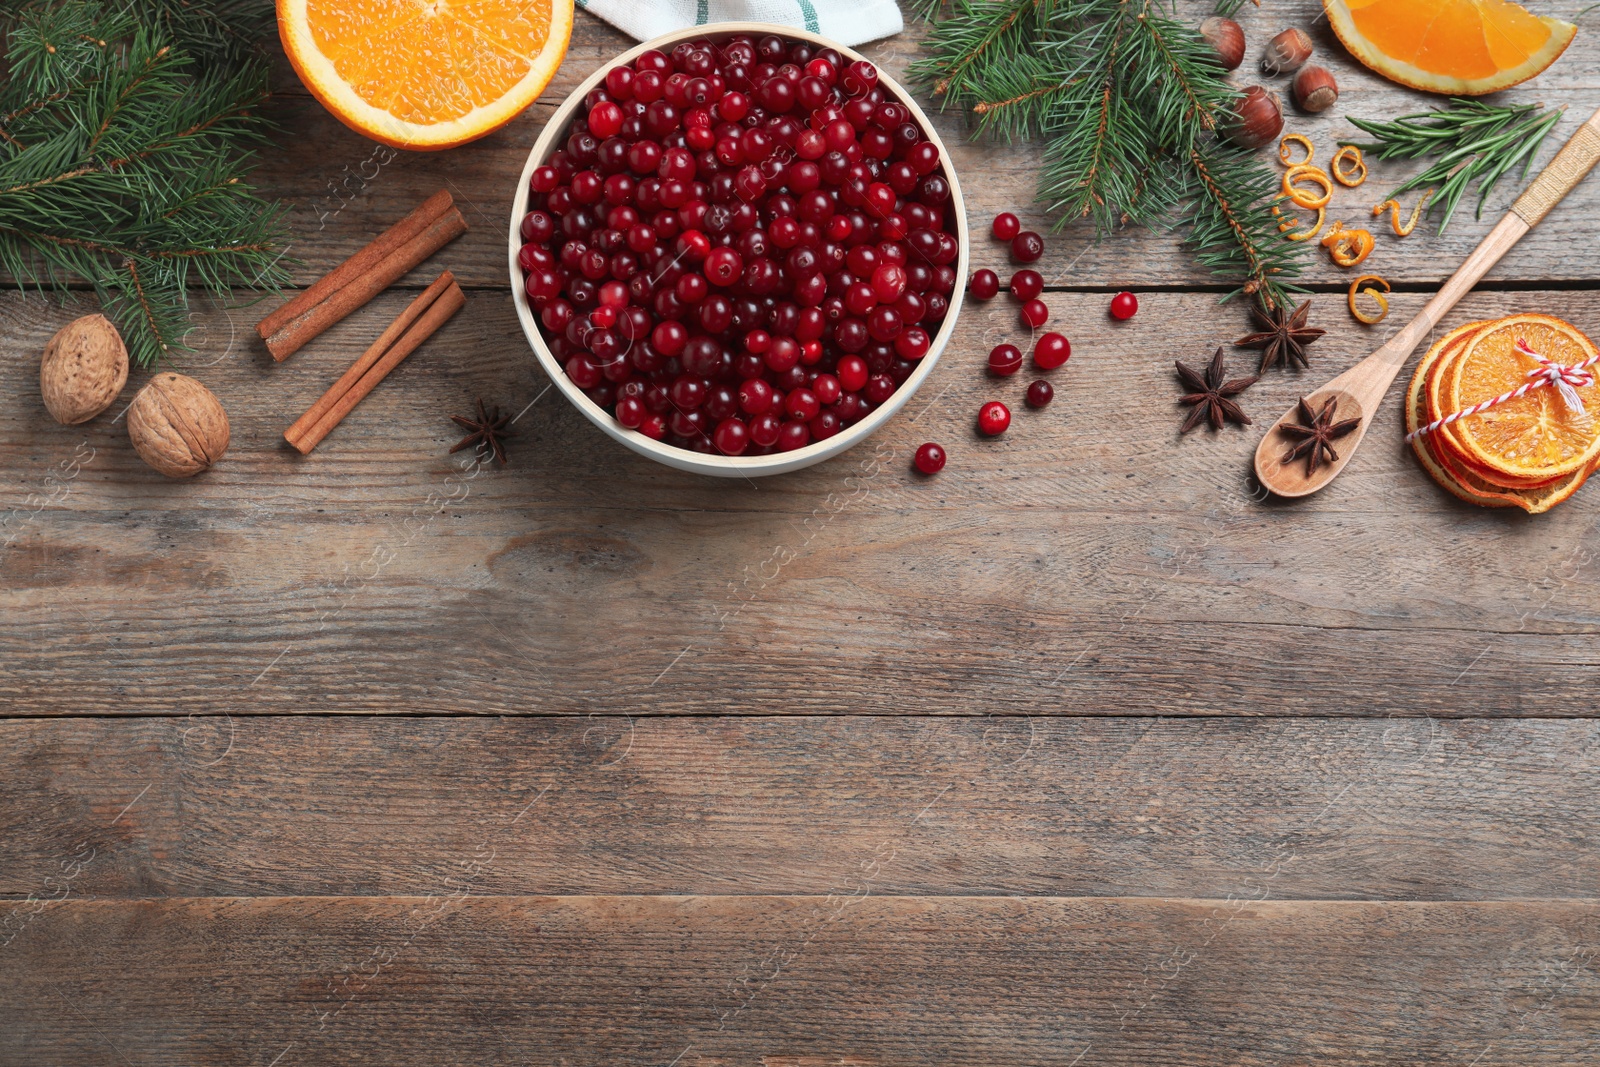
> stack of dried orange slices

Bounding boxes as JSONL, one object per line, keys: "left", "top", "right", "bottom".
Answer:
{"left": 1406, "top": 314, "right": 1600, "bottom": 512}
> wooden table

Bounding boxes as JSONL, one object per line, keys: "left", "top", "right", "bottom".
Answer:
{"left": 4, "top": 6, "right": 1599, "bottom": 1064}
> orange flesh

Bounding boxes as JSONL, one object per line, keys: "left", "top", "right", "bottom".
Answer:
{"left": 305, "top": 0, "right": 555, "bottom": 124}
{"left": 1343, "top": 0, "right": 1556, "bottom": 81}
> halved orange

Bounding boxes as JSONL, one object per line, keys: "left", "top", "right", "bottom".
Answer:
{"left": 280, "top": 0, "right": 574, "bottom": 150}
{"left": 1446, "top": 314, "right": 1600, "bottom": 483}
{"left": 1324, "top": 0, "right": 1575, "bottom": 95}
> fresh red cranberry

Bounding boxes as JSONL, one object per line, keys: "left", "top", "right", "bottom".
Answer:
{"left": 777, "top": 420, "right": 811, "bottom": 451}
{"left": 713, "top": 417, "right": 750, "bottom": 455}
{"left": 837, "top": 355, "right": 868, "bottom": 392}
{"left": 913, "top": 442, "right": 946, "bottom": 474}
{"left": 977, "top": 401, "right": 1011, "bottom": 436}
{"left": 988, "top": 343, "right": 1022, "bottom": 377}
{"left": 1020, "top": 298, "right": 1049, "bottom": 329}
{"left": 588, "top": 100, "right": 624, "bottom": 139}
{"left": 813, "top": 373, "right": 842, "bottom": 405}
{"left": 1110, "top": 291, "right": 1138, "bottom": 320}
{"left": 1033, "top": 331, "right": 1070, "bottom": 370}
{"left": 1025, "top": 380, "right": 1054, "bottom": 408}
{"left": 1009, "top": 269, "right": 1043, "bottom": 301}
{"left": 969, "top": 269, "right": 999, "bottom": 301}
{"left": 615, "top": 395, "right": 645, "bottom": 428}
{"left": 704, "top": 247, "right": 744, "bottom": 286}
{"left": 991, "top": 213, "right": 1020, "bottom": 241}
{"left": 895, "top": 326, "right": 930, "bottom": 360}
{"left": 739, "top": 377, "right": 775, "bottom": 414}
{"left": 749, "top": 412, "right": 782, "bottom": 446}
{"left": 1011, "top": 231, "right": 1044, "bottom": 263}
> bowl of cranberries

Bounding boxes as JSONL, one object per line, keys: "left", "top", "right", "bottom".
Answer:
{"left": 510, "top": 24, "right": 967, "bottom": 476}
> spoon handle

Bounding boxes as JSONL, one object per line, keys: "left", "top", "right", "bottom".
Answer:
{"left": 1254, "top": 106, "right": 1600, "bottom": 497}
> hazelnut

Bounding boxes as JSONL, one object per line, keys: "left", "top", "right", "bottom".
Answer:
{"left": 127, "top": 373, "right": 230, "bottom": 478}
{"left": 1223, "top": 86, "right": 1284, "bottom": 150}
{"left": 1199, "top": 16, "right": 1246, "bottom": 71}
{"left": 1292, "top": 65, "right": 1340, "bottom": 113}
{"left": 40, "top": 313, "right": 129, "bottom": 425}
{"left": 1261, "top": 27, "right": 1314, "bottom": 76}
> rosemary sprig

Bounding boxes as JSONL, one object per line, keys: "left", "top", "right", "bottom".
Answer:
{"left": 1342, "top": 98, "right": 1565, "bottom": 233}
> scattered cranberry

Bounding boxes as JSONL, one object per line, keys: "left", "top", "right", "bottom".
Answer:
{"left": 1033, "top": 332, "right": 1070, "bottom": 370}
{"left": 977, "top": 400, "right": 1011, "bottom": 436}
{"left": 992, "top": 212, "right": 1020, "bottom": 241}
{"left": 988, "top": 343, "right": 1023, "bottom": 377}
{"left": 1009, "top": 269, "right": 1043, "bottom": 302}
{"left": 1020, "top": 298, "right": 1049, "bottom": 329}
{"left": 1026, "top": 380, "right": 1054, "bottom": 408}
{"left": 522, "top": 40, "right": 959, "bottom": 458}
{"left": 914, "top": 441, "right": 947, "bottom": 474}
{"left": 969, "top": 268, "right": 1000, "bottom": 301}
{"left": 1012, "top": 231, "right": 1044, "bottom": 263}
{"left": 1110, "top": 291, "right": 1139, "bottom": 320}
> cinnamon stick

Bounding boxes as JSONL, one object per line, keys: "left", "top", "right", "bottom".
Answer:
{"left": 285, "top": 274, "right": 466, "bottom": 455}
{"left": 263, "top": 200, "right": 468, "bottom": 362}
{"left": 257, "top": 190, "right": 455, "bottom": 342}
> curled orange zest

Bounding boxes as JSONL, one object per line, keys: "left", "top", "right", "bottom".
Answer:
{"left": 1347, "top": 274, "right": 1390, "bottom": 324}
{"left": 1371, "top": 189, "right": 1434, "bottom": 236}
{"left": 1279, "top": 133, "right": 1315, "bottom": 167}
{"left": 1331, "top": 145, "right": 1367, "bottom": 187}
{"left": 1272, "top": 202, "right": 1325, "bottom": 241}
{"left": 1321, "top": 222, "right": 1375, "bottom": 268}
{"left": 1283, "top": 164, "right": 1333, "bottom": 209}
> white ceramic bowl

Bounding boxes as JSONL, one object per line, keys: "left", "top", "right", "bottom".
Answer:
{"left": 508, "top": 22, "right": 968, "bottom": 477}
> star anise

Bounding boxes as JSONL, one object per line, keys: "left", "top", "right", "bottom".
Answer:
{"left": 1175, "top": 348, "right": 1258, "bottom": 433}
{"left": 449, "top": 398, "right": 515, "bottom": 465}
{"left": 1278, "top": 395, "right": 1361, "bottom": 475}
{"left": 1236, "top": 297, "right": 1325, "bottom": 372}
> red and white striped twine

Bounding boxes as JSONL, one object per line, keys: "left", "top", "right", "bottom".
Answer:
{"left": 1406, "top": 338, "right": 1598, "bottom": 442}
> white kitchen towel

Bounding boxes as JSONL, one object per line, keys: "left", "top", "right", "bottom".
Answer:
{"left": 576, "top": 0, "right": 904, "bottom": 47}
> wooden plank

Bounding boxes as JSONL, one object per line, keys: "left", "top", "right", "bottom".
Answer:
{"left": 6, "top": 287, "right": 1600, "bottom": 714}
{"left": 2, "top": 895, "right": 1596, "bottom": 1065}
{"left": 252, "top": 8, "right": 1600, "bottom": 291}
{"left": 1, "top": 716, "right": 1596, "bottom": 901}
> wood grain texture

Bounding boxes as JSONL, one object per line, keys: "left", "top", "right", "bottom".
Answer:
{"left": 254, "top": 5, "right": 1600, "bottom": 292}
{"left": 6, "top": 286, "right": 1600, "bottom": 714}
{"left": 1, "top": 715, "right": 1596, "bottom": 902}
{"left": 3, "top": 895, "right": 1596, "bottom": 1066}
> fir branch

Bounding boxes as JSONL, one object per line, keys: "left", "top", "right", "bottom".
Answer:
{"left": 1184, "top": 142, "right": 1300, "bottom": 308}
{"left": 0, "top": 0, "right": 288, "bottom": 366}
{"left": 916, "top": 0, "right": 1305, "bottom": 304}
{"left": 1342, "top": 98, "right": 1564, "bottom": 232}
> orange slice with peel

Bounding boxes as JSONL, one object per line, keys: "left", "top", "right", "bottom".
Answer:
{"left": 1324, "top": 0, "right": 1575, "bottom": 95}
{"left": 1446, "top": 314, "right": 1600, "bottom": 482}
{"left": 279, "top": 0, "right": 574, "bottom": 150}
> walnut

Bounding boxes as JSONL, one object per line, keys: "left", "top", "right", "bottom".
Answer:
{"left": 127, "top": 373, "right": 230, "bottom": 478}
{"left": 40, "top": 314, "right": 129, "bottom": 425}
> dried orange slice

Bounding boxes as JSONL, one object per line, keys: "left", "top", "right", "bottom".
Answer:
{"left": 279, "top": 0, "right": 574, "bottom": 150}
{"left": 1407, "top": 325, "right": 1593, "bottom": 512}
{"left": 1424, "top": 322, "right": 1565, "bottom": 488}
{"left": 1446, "top": 314, "right": 1600, "bottom": 482}
{"left": 1324, "top": 0, "right": 1575, "bottom": 95}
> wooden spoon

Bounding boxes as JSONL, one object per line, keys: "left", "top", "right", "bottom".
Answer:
{"left": 1254, "top": 106, "right": 1600, "bottom": 498}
